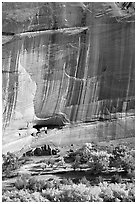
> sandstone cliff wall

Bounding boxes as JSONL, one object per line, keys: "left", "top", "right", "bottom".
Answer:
{"left": 2, "top": 2, "right": 135, "bottom": 139}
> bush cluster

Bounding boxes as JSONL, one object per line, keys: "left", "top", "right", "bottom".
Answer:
{"left": 14, "top": 175, "right": 62, "bottom": 192}
{"left": 2, "top": 152, "right": 20, "bottom": 178}
{"left": 109, "top": 145, "right": 135, "bottom": 172}
{"left": 64, "top": 143, "right": 135, "bottom": 175}
{"left": 2, "top": 189, "right": 48, "bottom": 202}
{"left": 2, "top": 152, "right": 19, "bottom": 172}
{"left": 2, "top": 152, "right": 30, "bottom": 178}
{"left": 2, "top": 177, "right": 135, "bottom": 202}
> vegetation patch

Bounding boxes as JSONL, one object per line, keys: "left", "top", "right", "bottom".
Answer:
{"left": 64, "top": 143, "right": 135, "bottom": 175}
{"left": 2, "top": 176, "right": 135, "bottom": 202}
{"left": 2, "top": 142, "right": 135, "bottom": 202}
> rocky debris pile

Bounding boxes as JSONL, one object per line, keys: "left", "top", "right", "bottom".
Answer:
{"left": 18, "top": 126, "right": 47, "bottom": 138}
{"left": 23, "top": 144, "right": 60, "bottom": 157}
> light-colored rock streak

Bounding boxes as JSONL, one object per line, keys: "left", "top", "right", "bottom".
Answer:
{"left": 14, "top": 57, "right": 36, "bottom": 124}
{"left": 74, "top": 36, "right": 81, "bottom": 78}
{"left": 16, "top": 27, "right": 89, "bottom": 38}
{"left": 41, "top": 44, "right": 51, "bottom": 113}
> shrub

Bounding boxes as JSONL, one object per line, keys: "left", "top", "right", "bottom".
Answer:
{"left": 80, "top": 176, "right": 91, "bottom": 187}
{"left": 99, "top": 187, "right": 115, "bottom": 201}
{"left": 121, "top": 153, "right": 135, "bottom": 172}
{"left": 2, "top": 152, "right": 19, "bottom": 175}
{"left": 111, "top": 174, "right": 122, "bottom": 184}
{"left": 27, "top": 177, "right": 38, "bottom": 191}
{"left": 95, "top": 176, "right": 104, "bottom": 184}
{"left": 15, "top": 176, "right": 27, "bottom": 190}
{"left": 109, "top": 145, "right": 135, "bottom": 175}
{"left": 87, "top": 150, "right": 111, "bottom": 173}
{"left": 60, "top": 178, "right": 73, "bottom": 185}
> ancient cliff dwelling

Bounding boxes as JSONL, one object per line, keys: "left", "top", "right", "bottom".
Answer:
{"left": 2, "top": 2, "right": 135, "bottom": 202}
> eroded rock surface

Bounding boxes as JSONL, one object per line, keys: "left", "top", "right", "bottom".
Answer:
{"left": 2, "top": 2, "right": 135, "bottom": 145}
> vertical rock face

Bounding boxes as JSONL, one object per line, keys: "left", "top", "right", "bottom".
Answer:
{"left": 2, "top": 2, "right": 135, "bottom": 135}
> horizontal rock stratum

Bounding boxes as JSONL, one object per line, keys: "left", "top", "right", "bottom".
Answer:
{"left": 2, "top": 2, "right": 135, "bottom": 148}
